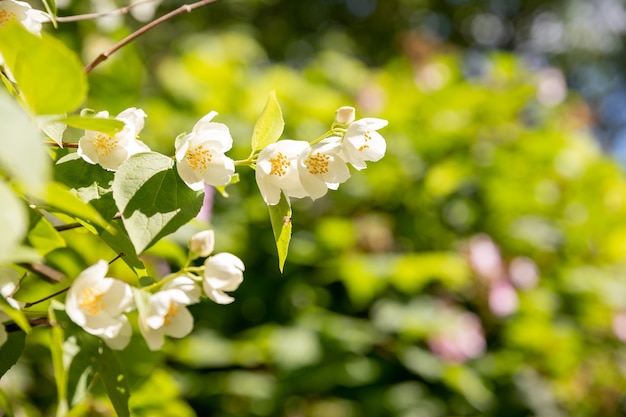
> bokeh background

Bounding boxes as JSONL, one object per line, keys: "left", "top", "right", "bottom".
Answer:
{"left": 5, "top": 0, "right": 626, "bottom": 415}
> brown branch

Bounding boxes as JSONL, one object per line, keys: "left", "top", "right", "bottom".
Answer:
{"left": 44, "top": 141, "right": 79, "bottom": 148}
{"left": 5, "top": 318, "right": 51, "bottom": 333}
{"left": 18, "top": 263, "right": 65, "bottom": 283}
{"left": 56, "top": 0, "right": 158, "bottom": 23}
{"left": 84, "top": 0, "right": 220, "bottom": 73}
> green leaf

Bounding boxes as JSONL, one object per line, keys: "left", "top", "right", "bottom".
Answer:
{"left": 65, "top": 333, "right": 99, "bottom": 407}
{"left": 41, "top": 182, "right": 109, "bottom": 230}
{"left": 0, "top": 90, "right": 49, "bottom": 194}
{"left": 98, "top": 220, "right": 147, "bottom": 275}
{"left": 0, "top": 20, "right": 87, "bottom": 115}
{"left": 268, "top": 192, "right": 292, "bottom": 272}
{"left": 99, "top": 345, "right": 130, "bottom": 417}
{"left": 26, "top": 209, "right": 66, "bottom": 256}
{"left": 251, "top": 91, "right": 284, "bottom": 153}
{"left": 48, "top": 306, "right": 69, "bottom": 416}
{"left": 0, "top": 297, "right": 31, "bottom": 334}
{"left": 112, "top": 152, "right": 204, "bottom": 254}
{"left": 60, "top": 115, "right": 125, "bottom": 137}
{"left": 0, "top": 331, "right": 26, "bottom": 378}
{"left": 39, "top": 116, "right": 66, "bottom": 147}
{"left": 0, "top": 181, "right": 28, "bottom": 265}
{"left": 54, "top": 153, "right": 118, "bottom": 220}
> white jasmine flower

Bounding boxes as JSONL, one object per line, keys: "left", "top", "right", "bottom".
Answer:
{"left": 334, "top": 106, "right": 356, "bottom": 125}
{"left": 0, "top": 1, "right": 49, "bottom": 34}
{"left": 340, "top": 118, "right": 388, "bottom": 170}
{"left": 78, "top": 107, "right": 150, "bottom": 171}
{"left": 189, "top": 229, "right": 215, "bottom": 259}
{"left": 203, "top": 253, "right": 244, "bottom": 305}
{"left": 65, "top": 260, "right": 134, "bottom": 350}
{"left": 139, "top": 276, "right": 200, "bottom": 351}
{"left": 175, "top": 111, "right": 235, "bottom": 190}
{"left": 298, "top": 138, "right": 351, "bottom": 200}
{"left": 255, "top": 140, "right": 309, "bottom": 205}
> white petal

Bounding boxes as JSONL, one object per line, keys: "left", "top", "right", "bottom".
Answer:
{"left": 205, "top": 288, "right": 235, "bottom": 305}
{"left": 189, "top": 230, "right": 215, "bottom": 259}
{"left": 176, "top": 160, "right": 204, "bottom": 191}
{"left": 164, "top": 306, "right": 194, "bottom": 338}
{"left": 140, "top": 324, "right": 165, "bottom": 351}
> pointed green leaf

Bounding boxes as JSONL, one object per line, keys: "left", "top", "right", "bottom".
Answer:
{"left": 26, "top": 209, "right": 66, "bottom": 256}
{"left": 251, "top": 91, "right": 284, "bottom": 153}
{"left": 41, "top": 182, "right": 109, "bottom": 230}
{"left": 0, "top": 20, "right": 87, "bottom": 115}
{"left": 0, "top": 297, "right": 31, "bottom": 334}
{"left": 0, "top": 182, "right": 28, "bottom": 265}
{"left": 60, "top": 115, "right": 125, "bottom": 137}
{"left": 0, "top": 331, "right": 26, "bottom": 378}
{"left": 98, "top": 220, "right": 147, "bottom": 275}
{"left": 39, "top": 116, "right": 66, "bottom": 147}
{"left": 99, "top": 345, "right": 130, "bottom": 417}
{"left": 268, "top": 192, "right": 292, "bottom": 272}
{"left": 112, "top": 152, "right": 204, "bottom": 254}
{"left": 0, "top": 90, "right": 49, "bottom": 194}
{"left": 48, "top": 306, "right": 69, "bottom": 416}
{"left": 54, "top": 153, "right": 118, "bottom": 220}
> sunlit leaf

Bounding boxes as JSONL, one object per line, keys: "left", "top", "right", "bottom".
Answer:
{"left": 48, "top": 305, "right": 68, "bottom": 416}
{"left": 250, "top": 91, "right": 284, "bottom": 153}
{"left": 0, "top": 297, "right": 31, "bottom": 334}
{"left": 54, "top": 153, "right": 118, "bottom": 220}
{"left": 0, "top": 181, "right": 28, "bottom": 265}
{"left": 26, "top": 209, "right": 66, "bottom": 256}
{"left": 0, "top": 331, "right": 26, "bottom": 378}
{"left": 112, "top": 152, "right": 204, "bottom": 254}
{"left": 41, "top": 182, "right": 109, "bottom": 230}
{"left": 268, "top": 192, "right": 292, "bottom": 272}
{"left": 39, "top": 116, "right": 66, "bottom": 147}
{"left": 99, "top": 345, "right": 130, "bottom": 417}
{"left": 0, "top": 90, "right": 49, "bottom": 194}
{"left": 60, "top": 115, "right": 125, "bottom": 137}
{"left": 0, "top": 20, "right": 87, "bottom": 115}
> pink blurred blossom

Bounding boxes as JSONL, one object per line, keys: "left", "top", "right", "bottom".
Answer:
{"left": 509, "top": 256, "right": 539, "bottom": 289}
{"left": 489, "top": 279, "right": 519, "bottom": 317}
{"left": 468, "top": 234, "right": 506, "bottom": 282}
{"left": 428, "top": 312, "right": 486, "bottom": 363}
{"left": 612, "top": 311, "right": 626, "bottom": 342}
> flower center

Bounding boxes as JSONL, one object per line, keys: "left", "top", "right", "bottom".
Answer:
{"left": 304, "top": 152, "right": 330, "bottom": 175}
{"left": 93, "top": 133, "right": 118, "bottom": 157}
{"left": 269, "top": 152, "right": 290, "bottom": 176}
{"left": 163, "top": 302, "right": 179, "bottom": 326}
{"left": 0, "top": 10, "right": 17, "bottom": 27}
{"left": 186, "top": 145, "right": 212, "bottom": 172}
{"left": 358, "top": 131, "right": 372, "bottom": 152}
{"left": 79, "top": 287, "right": 105, "bottom": 315}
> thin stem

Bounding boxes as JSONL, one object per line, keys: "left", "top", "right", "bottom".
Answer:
{"left": 5, "top": 318, "right": 51, "bottom": 333}
{"left": 23, "top": 287, "right": 69, "bottom": 309}
{"left": 55, "top": 0, "right": 158, "bottom": 23}
{"left": 18, "top": 263, "right": 65, "bottom": 283}
{"left": 84, "top": 0, "right": 220, "bottom": 73}
{"left": 109, "top": 253, "right": 125, "bottom": 264}
{"left": 309, "top": 130, "right": 335, "bottom": 146}
{"left": 45, "top": 142, "right": 79, "bottom": 148}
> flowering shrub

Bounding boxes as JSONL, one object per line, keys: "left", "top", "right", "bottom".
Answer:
{"left": 0, "top": 1, "right": 387, "bottom": 415}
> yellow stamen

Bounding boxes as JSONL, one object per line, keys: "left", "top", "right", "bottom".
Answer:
{"left": 305, "top": 152, "right": 330, "bottom": 175}
{"left": 93, "top": 133, "right": 118, "bottom": 157}
{"left": 186, "top": 145, "right": 212, "bottom": 172}
{"left": 0, "top": 10, "right": 17, "bottom": 27}
{"left": 163, "top": 302, "right": 179, "bottom": 326}
{"left": 79, "top": 287, "right": 105, "bottom": 315}
{"left": 269, "top": 152, "right": 290, "bottom": 176}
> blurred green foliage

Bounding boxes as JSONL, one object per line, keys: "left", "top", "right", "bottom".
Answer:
{"left": 3, "top": 1, "right": 626, "bottom": 416}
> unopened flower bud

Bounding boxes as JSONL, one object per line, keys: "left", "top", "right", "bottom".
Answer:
{"left": 334, "top": 106, "right": 356, "bottom": 125}
{"left": 189, "top": 230, "right": 215, "bottom": 259}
